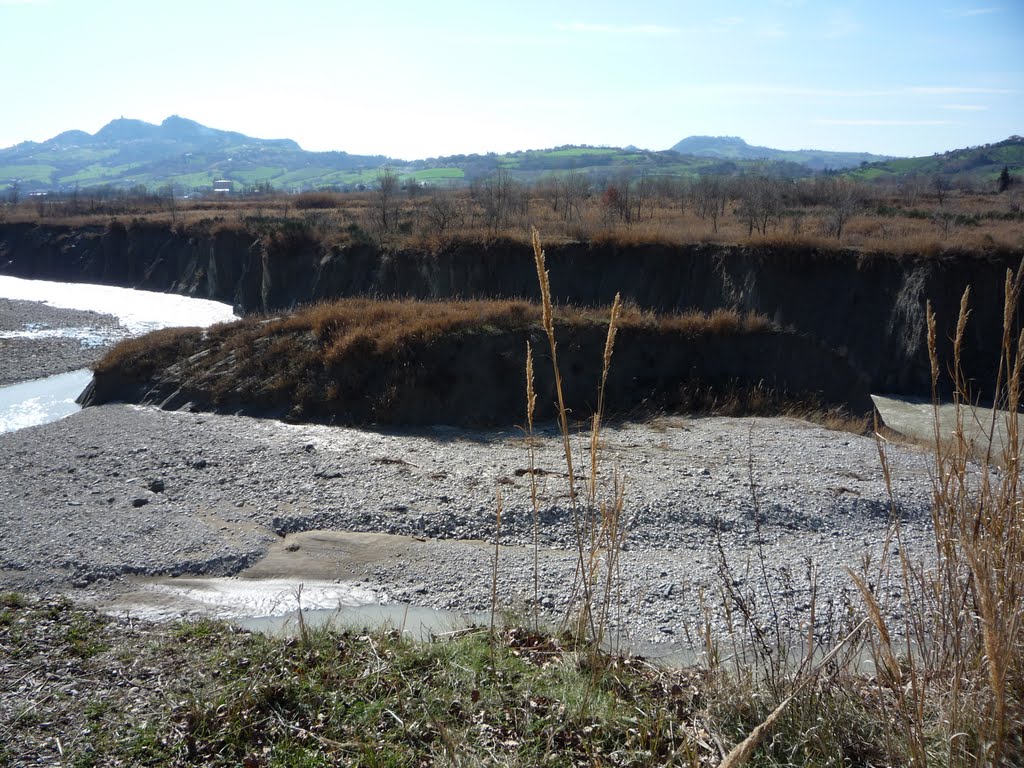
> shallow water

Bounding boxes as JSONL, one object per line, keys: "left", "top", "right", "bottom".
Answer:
{"left": 0, "top": 275, "right": 237, "bottom": 333}
{"left": 0, "top": 368, "right": 92, "bottom": 433}
{"left": 0, "top": 276, "right": 237, "bottom": 433}
{"left": 101, "top": 576, "right": 490, "bottom": 642}
{"left": 872, "top": 393, "right": 1016, "bottom": 459}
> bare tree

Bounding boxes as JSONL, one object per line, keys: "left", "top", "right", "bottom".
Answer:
{"left": 931, "top": 174, "right": 950, "bottom": 207}
{"left": 423, "top": 189, "right": 464, "bottom": 237}
{"left": 559, "top": 169, "right": 589, "bottom": 222}
{"left": 632, "top": 169, "right": 654, "bottom": 222}
{"left": 477, "top": 168, "right": 524, "bottom": 231}
{"left": 737, "top": 175, "right": 782, "bottom": 236}
{"left": 823, "top": 178, "right": 861, "bottom": 240}
{"left": 374, "top": 168, "right": 400, "bottom": 232}
{"left": 692, "top": 175, "right": 727, "bottom": 233}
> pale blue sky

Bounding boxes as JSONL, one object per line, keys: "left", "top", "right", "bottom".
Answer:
{"left": 1, "top": 0, "right": 1021, "bottom": 158}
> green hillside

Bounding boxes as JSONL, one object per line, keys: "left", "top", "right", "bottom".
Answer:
{"left": 846, "top": 136, "right": 1024, "bottom": 183}
{"left": 1, "top": 115, "right": 1019, "bottom": 194}
{"left": 669, "top": 135, "right": 890, "bottom": 170}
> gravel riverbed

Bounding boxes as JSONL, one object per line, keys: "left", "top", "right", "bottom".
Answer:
{"left": 0, "top": 298, "right": 125, "bottom": 385}
{"left": 0, "top": 300, "right": 943, "bottom": 653}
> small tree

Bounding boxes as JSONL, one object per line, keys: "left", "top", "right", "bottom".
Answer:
{"left": 374, "top": 168, "right": 400, "bottom": 233}
{"left": 692, "top": 175, "right": 727, "bottom": 233}
{"left": 824, "top": 178, "right": 861, "bottom": 240}
{"left": 423, "top": 189, "right": 463, "bottom": 237}
{"left": 559, "top": 169, "right": 589, "bottom": 222}
{"left": 737, "top": 174, "right": 782, "bottom": 236}
{"left": 932, "top": 174, "right": 950, "bottom": 207}
{"left": 998, "top": 165, "right": 1013, "bottom": 193}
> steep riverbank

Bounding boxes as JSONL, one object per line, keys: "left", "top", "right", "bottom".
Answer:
{"left": 78, "top": 298, "right": 874, "bottom": 427}
{"left": 2, "top": 220, "right": 1020, "bottom": 398}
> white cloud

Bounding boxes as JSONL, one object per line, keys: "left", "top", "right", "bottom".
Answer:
{"left": 815, "top": 119, "right": 957, "bottom": 126}
{"left": 909, "top": 85, "right": 1016, "bottom": 94}
{"left": 946, "top": 7, "right": 1000, "bottom": 16}
{"left": 553, "top": 22, "right": 678, "bottom": 37}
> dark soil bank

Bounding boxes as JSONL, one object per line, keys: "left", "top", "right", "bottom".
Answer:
{"left": 2, "top": 221, "right": 1021, "bottom": 398}
{"left": 78, "top": 308, "right": 873, "bottom": 427}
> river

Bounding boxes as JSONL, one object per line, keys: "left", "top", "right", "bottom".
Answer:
{"left": 0, "top": 276, "right": 237, "bottom": 433}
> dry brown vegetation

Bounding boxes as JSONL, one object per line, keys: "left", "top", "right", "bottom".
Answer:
{"left": 5, "top": 176, "right": 1022, "bottom": 257}
{"left": 858, "top": 271, "right": 1024, "bottom": 766}
{"left": 94, "top": 296, "right": 838, "bottom": 429}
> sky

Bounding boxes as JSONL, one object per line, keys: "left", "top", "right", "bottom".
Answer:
{"left": 1, "top": 0, "right": 1021, "bottom": 160}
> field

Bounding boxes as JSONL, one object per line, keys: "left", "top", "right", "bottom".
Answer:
{"left": 5, "top": 171, "right": 1022, "bottom": 258}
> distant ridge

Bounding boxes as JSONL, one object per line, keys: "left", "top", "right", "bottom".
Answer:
{"left": 669, "top": 135, "right": 891, "bottom": 169}
{"left": 0, "top": 116, "right": 391, "bottom": 193}
{"left": 1, "top": 116, "right": 1019, "bottom": 194}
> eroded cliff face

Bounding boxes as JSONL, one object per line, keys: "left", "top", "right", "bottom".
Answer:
{"left": 77, "top": 322, "right": 872, "bottom": 427}
{"left": 1, "top": 220, "right": 1019, "bottom": 399}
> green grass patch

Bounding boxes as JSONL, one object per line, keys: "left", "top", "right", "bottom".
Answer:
{"left": 408, "top": 167, "right": 464, "bottom": 181}
{"left": 0, "top": 163, "right": 57, "bottom": 183}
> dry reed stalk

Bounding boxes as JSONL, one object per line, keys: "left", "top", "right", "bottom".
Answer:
{"left": 867, "top": 264, "right": 1024, "bottom": 766}
{"left": 531, "top": 227, "right": 593, "bottom": 640}
{"left": 585, "top": 292, "right": 625, "bottom": 651}
{"left": 525, "top": 341, "right": 540, "bottom": 631}
{"left": 589, "top": 293, "right": 621, "bottom": 502}
{"left": 491, "top": 488, "right": 502, "bottom": 641}
{"left": 530, "top": 228, "right": 630, "bottom": 651}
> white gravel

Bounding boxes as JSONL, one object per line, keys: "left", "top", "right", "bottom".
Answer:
{"left": 0, "top": 398, "right": 940, "bottom": 651}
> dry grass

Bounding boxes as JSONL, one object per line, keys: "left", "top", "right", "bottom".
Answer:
{"left": 862, "top": 268, "right": 1024, "bottom": 766}
{"left": 8, "top": 185, "right": 1022, "bottom": 257}
{"left": 92, "top": 325, "right": 204, "bottom": 377}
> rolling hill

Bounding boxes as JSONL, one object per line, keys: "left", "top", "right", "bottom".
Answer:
{"left": 669, "top": 135, "right": 890, "bottom": 170}
{"left": 1, "top": 115, "right": 1019, "bottom": 195}
{"left": 846, "top": 135, "right": 1024, "bottom": 184}
{"left": 0, "top": 116, "right": 393, "bottom": 194}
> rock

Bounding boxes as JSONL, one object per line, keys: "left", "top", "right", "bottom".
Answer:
{"left": 131, "top": 497, "right": 150, "bottom": 508}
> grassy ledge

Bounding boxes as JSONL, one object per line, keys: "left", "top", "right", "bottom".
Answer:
{"left": 84, "top": 297, "right": 871, "bottom": 427}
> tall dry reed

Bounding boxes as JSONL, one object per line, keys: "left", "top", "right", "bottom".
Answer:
{"left": 866, "top": 265, "right": 1024, "bottom": 766}
{"left": 530, "top": 228, "right": 629, "bottom": 651}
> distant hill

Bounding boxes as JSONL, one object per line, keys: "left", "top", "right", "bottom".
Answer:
{"left": 846, "top": 135, "right": 1024, "bottom": 183}
{"left": 1, "top": 116, "right": 1017, "bottom": 194}
{"left": 0, "top": 116, "right": 392, "bottom": 193}
{"left": 669, "top": 135, "right": 891, "bottom": 170}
